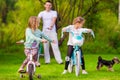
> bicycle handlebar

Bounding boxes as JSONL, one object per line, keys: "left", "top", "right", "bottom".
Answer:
{"left": 16, "top": 40, "right": 24, "bottom": 44}
{"left": 90, "top": 30, "right": 95, "bottom": 38}
{"left": 61, "top": 29, "right": 95, "bottom": 39}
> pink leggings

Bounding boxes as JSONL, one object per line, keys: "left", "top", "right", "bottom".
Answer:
{"left": 22, "top": 48, "right": 38, "bottom": 66}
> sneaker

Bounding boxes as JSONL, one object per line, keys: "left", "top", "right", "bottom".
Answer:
{"left": 35, "top": 62, "right": 40, "bottom": 67}
{"left": 45, "top": 62, "right": 50, "bottom": 64}
{"left": 82, "top": 70, "right": 88, "bottom": 74}
{"left": 62, "top": 70, "right": 67, "bottom": 74}
{"left": 59, "top": 62, "right": 63, "bottom": 64}
{"left": 18, "top": 68, "right": 25, "bottom": 73}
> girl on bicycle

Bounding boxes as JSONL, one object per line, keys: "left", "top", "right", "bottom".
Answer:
{"left": 18, "top": 16, "right": 55, "bottom": 73}
{"left": 62, "top": 16, "right": 94, "bottom": 74}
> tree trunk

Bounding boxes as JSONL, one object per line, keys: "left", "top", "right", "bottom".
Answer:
{"left": 118, "top": 0, "right": 120, "bottom": 25}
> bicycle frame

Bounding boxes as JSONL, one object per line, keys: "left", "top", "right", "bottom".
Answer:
{"left": 16, "top": 40, "right": 42, "bottom": 79}
{"left": 61, "top": 28, "right": 95, "bottom": 76}
{"left": 68, "top": 45, "right": 82, "bottom": 76}
{"left": 71, "top": 45, "right": 82, "bottom": 65}
{"left": 26, "top": 53, "right": 36, "bottom": 73}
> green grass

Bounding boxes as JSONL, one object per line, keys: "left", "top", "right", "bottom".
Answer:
{"left": 0, "top": 50, "right": 120, "bottom": 80}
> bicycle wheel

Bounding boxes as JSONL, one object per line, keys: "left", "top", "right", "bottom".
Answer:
{"left": 75, "top": 51, "right": 80, "bottom": 76}
{"left": 28, "top": 64, "right": 34, "bottom": 80}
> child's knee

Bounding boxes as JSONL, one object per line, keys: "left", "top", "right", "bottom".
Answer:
{"left": 65, "top": 56, "right": 70, "bottom": 61}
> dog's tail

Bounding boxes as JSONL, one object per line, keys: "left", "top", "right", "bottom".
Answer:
{"left": 98, "top": 56, "right": 102, "bottom": 61}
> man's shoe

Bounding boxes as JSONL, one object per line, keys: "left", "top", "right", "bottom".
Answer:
{"left": 59, "top": 62, "right": 63, "bottom": 64}
{"left": 45, "top": 62, "right": 50, "bottom": 64}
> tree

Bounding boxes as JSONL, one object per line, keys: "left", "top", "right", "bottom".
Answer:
{"left": 0, "top": 0, "right": 118, "bottom": 49}
{"left": 118, "top": 0, "right": 120, "bottom": 24}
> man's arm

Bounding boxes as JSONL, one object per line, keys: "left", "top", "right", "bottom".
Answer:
{"left": 48, "top": 11, "right": 57, "bottom": 30}
{"left": 48, "top": 17, "right": 57, "bottom": 30}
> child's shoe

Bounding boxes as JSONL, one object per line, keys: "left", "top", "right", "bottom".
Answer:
{"left": 18, "top": 67, "right": 25, "bottom": 73}
{"left": 35, "top": 62, "right": 40, "bottom": 67}
{"left": 62, "top": 70, "right": 67, "bottom": 74}
{"left": 82, "top": 70, "right": 88, "bottom": 74}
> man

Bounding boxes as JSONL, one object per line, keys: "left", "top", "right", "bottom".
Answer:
{"left": 38, "top": 0, "right": 63, "bottom": 64}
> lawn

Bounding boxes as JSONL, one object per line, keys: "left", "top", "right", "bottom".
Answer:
{"left": 0, "top": 49, "right": 120, "bottom": 80}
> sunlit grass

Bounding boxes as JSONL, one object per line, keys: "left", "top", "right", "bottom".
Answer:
{"left": 0, "top": 50, "right": 120, "bottom": 80}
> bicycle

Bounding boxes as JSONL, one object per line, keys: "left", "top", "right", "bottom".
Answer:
{"left": 61, "top": 29, "right": 95, "bottom": 76}
{"left": 16, "top": 40, "right": 41, "bottom": 80}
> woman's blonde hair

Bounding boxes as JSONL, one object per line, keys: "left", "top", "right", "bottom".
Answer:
{"left": 73, "top": 16, "right": 85, "bottom": 25}
{"left": 28, "top": 16, "right": 39, "bottom": 31}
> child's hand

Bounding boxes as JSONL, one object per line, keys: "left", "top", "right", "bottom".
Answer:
{"left": 88, "top": 29, "right": 92, "bottom": 33}
{"left": 41, "top": 39, "right": 47, "bottom": 43}
{"left": 62, "top": 28, "right": 66, "bottom": 32}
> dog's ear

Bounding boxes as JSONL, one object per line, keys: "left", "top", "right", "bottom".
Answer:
{"left": 98, "top": 56, "right": 102, "bottom": 61}
{"left": 113, "top": 57, "right": 119, "bottom": 60}
{"left": 113, "top": 57, "right": 120, "bottom": 63}
{"left": 113, "top": 57, "right": 118, "bottom": 59}
{"left": 98, "top": 56, "right": 102, "bottom": 58}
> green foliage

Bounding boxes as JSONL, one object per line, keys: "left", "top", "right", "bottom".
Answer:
{"left": 0, "top": 0, "right": 119, "bottom": 54}
{"left": 109, "top": 28, "right": 120, "bottom": 49}
{"left": 0, "top": 0, "right": 43, "bottom": 46}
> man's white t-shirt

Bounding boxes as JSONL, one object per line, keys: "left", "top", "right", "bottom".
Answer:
{"left": 38, "top": 10, "right": 57, "bottom": 32}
